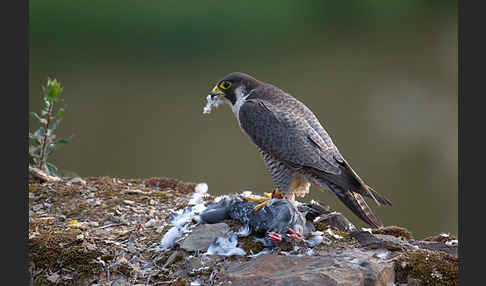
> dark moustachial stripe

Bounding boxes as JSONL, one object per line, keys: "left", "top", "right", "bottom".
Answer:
{"left": 225, "top": 93, "right": 236, "bottom": 105}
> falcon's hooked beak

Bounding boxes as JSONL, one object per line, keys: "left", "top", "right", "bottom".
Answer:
{"left": 209, "top": 85, "right": 225, "bottom": 100}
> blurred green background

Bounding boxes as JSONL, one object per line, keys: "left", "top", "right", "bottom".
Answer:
{"left": 29, "top": 1, "right": 457, "bottom": 239}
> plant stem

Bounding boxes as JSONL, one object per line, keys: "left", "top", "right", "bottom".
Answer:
{"left": 39, "top": 103, "right": 53, "bottom": 172}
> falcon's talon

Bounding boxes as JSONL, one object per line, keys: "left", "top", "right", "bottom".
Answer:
{"left": 245, "top": 192, "right": 272, "bottom": 203}
{"left": 248, "top": 189, "right": 282, "bottom": 211}
{"left": 253, "top": 201, "right": 267, "bottom": 211}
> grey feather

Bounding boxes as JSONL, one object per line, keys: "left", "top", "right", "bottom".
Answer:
{"left": 239, "top": 92, "right": 342, "bottom": 175}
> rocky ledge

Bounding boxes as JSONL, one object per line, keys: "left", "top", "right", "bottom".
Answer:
{"left": 28, "top": 174, "right": 458, "bottom": 286}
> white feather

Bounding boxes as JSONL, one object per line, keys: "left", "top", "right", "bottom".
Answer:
{"left": 230, "top": 86, "right": 254, "bottom": 122}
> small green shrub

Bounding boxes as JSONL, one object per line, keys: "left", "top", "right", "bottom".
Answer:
{"left": 29, "top": 77, "right": 73, "bottom": 177}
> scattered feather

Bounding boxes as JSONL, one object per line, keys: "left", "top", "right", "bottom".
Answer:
{"left": 160, "top": 226, "right": 185, "bottom": 250}
{"left": 373, "top": 250, "right": 389, "bottom": 259}
{"left": 305, "top": 248, "right": 315, "bottom": 256}
{"left": 440, "top": 232, "right": 450, "bottom": 238}
{"left": 248, "top": 248, "right": 272, "bottom": 258}
{"left": 325, "top": 228, "right": 343, "bottom": 239}
{"left": 205, "top": 232, "right": 246, "bottom": 256}
{"left": 236, "top": 225, "right": 251, "bottom": 237}
{"left": 446, "top": 239, "right": 458, "bottom": 246}
{"left": 361, "top": 227, "right": 373, "bottom": 234}
{"left": 306, "top": 233, "right": 325, "bottom": 247}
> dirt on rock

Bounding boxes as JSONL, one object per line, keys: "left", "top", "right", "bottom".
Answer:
{"left": 28, "top": 175, "right": 458, "bottom": 286}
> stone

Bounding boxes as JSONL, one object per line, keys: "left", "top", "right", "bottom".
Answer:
{"left": 68, "top": 177, "right": 86, "bottom": 185}
{"left": 406, "top": 277, "right": 422, "bottom": 286}
{"left": 163, "top": 250, "right": 182, "bottom": 268}
{"left": 316, "top": 211, "right": 356, "bottom": 232}
{"left": 350, "top": 231, "right": 458, "bottom": 257}
{"left": 349, "top": 231, "right": 415, "bottom": 251}
{"left": 223, "top": 251, "right": 395, "bottom": 286}
{"left": 180, "top": 223, "right": 230, "bottom": 252}
{"left": 408, "top": 240, "right": 457, "bottom": 257}
{"left": 123, "top": 200, "right": 135, "bottom": 206}
{"left": 110, "top": 278, "right": 129, "bottom": 286}
{"left": 46, "top": 272, "right": 60, "bottom": 283}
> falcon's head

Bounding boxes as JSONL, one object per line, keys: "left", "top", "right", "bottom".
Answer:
{"left": 203, "top": 72, "right": 260, "bottom": 114}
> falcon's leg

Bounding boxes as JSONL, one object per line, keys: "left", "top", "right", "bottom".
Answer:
{"left": 245, "top": 189, "right": 283, "bottom": 211}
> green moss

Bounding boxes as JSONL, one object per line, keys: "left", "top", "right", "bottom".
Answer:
{"left": 172, "top": 277, "right": 188, "bottom": 286}
{"left": 314, "top": 222, "right": 349, "bottom": 238}
{"left": 314, "top": 222, "right": 328, "bottom": 232}
{"left": 373, "top": 225, "right": 413, "bottom": 241}
{"left": 239, "top": 236, "right": 265, "bottom": 254}
{"left": 394, "top": 249, "right": 458, "bottom": 286}
{"left": 29, "top": 183, "right": 44, "bottom": 192}
{"left": 203, "top": 195, "right": 216, "bottom": 201}
{"left": 64, "top": 201, "right": 90, "bottom": 217}
{"left": 29, "top": 227, "right": 103, "bottom": 284}
{"left": 149, "top": 192, "right": 173, "bottom": 200}
{"left": 116, "top": 262, "right": 133, "bottom": 277}
{"left": 100, "top": 253, "right": 114, "bottom": 262}
{"left": 219, "top": 219, "right": 265, "bottom": 254}
{"left": 224, "top": 219, "right": 244, "bottom": 232}
{"left": 145, "top": 177, "right": 196, "bottom": 194}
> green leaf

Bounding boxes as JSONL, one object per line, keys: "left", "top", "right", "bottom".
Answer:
{"left": 29, "top": 155, "right": 38, "bottom": 167}
{"left": 29, "top": 144, "right": 41, "bottom": 154}
{"left": 30, "top": 112, "right": 42, "bottom": 121}
{"left": 46, "top": 162, "right": 59, "bottom": 177}
{"left": 56, "top": 108, "right": 65, "bottom": 119}
{"left": 42, "top": 95, "right": 51, "bottom": 110}
{"left": 48, "top": 119, "right": 60, "bottom": 133}
{"left": 45, "top": 143, "right": 56, "bottom": 156}
{"left": 29, "top": 134, "right": 42, "bottom": 146}
{"left": 47, "top": 78, "right": 62, "bottom": 100}
{"left": 55, "top": 136, "right": 73, "bottom": 145}
{"left": 31, "top": 112, "right": 47, "bottom": 125}
{"left": 33, "top": 127, "right": 45, "bottom": 138}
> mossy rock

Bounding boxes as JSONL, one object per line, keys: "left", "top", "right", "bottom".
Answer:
{"left": 29, "top": 224, "right": 103, "bottom": 285}
{"left": 394, "top": 249, "right": 458, "bottom": 286}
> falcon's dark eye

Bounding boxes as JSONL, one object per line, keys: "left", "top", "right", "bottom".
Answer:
{"left": 219, "top": 81, "right": 232, "bottom": 90}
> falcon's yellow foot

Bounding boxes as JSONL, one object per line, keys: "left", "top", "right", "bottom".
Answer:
{"left": 245, "top": 189, "right": 282, "bottom": 211}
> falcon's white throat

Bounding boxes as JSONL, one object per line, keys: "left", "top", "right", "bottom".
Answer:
{"left": 231, "top": 86, "right": 253, "bottom": 121}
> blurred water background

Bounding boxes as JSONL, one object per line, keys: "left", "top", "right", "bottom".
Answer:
{"left": 29, "top": 1, "right": 457, "bottom": 239}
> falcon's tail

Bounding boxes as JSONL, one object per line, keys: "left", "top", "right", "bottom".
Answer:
{"left": 310, "top": 177, "right": 384, "bottom": 228}
{"left": 333, "top": 188, "right": 383, "bottom": 228}
{"left": 365, "top": 185, "right": 392, "bottom": 206}
{"left": 304, "top": 159, "right": 393, "bottom": 207}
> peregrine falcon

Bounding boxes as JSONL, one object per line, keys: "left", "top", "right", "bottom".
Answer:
{"left": 203, "top": 72, "right": 392, "bottom": 228}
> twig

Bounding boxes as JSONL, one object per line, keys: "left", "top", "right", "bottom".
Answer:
{"left": 154, "top": 280, "right": 179, "bottom": 285}
{"left": 39, "top": 102, "right": 54, "bottom": 172}
{"left": 29, "top": 166, "right": 61, "bottom": 183}
{"left": 96, "top": 223, "right": 125, "bottom": 230}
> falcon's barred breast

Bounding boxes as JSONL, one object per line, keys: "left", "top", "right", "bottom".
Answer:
{"left": 204, "top": 72, "right": 392, "bottom": 228}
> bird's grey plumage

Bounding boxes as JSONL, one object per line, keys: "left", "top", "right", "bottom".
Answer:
{"left": 257, "top": 147, "right": 312, "bottom": 198}
{"left": 206, "top": 72, "right": 392, "bottom": 228}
